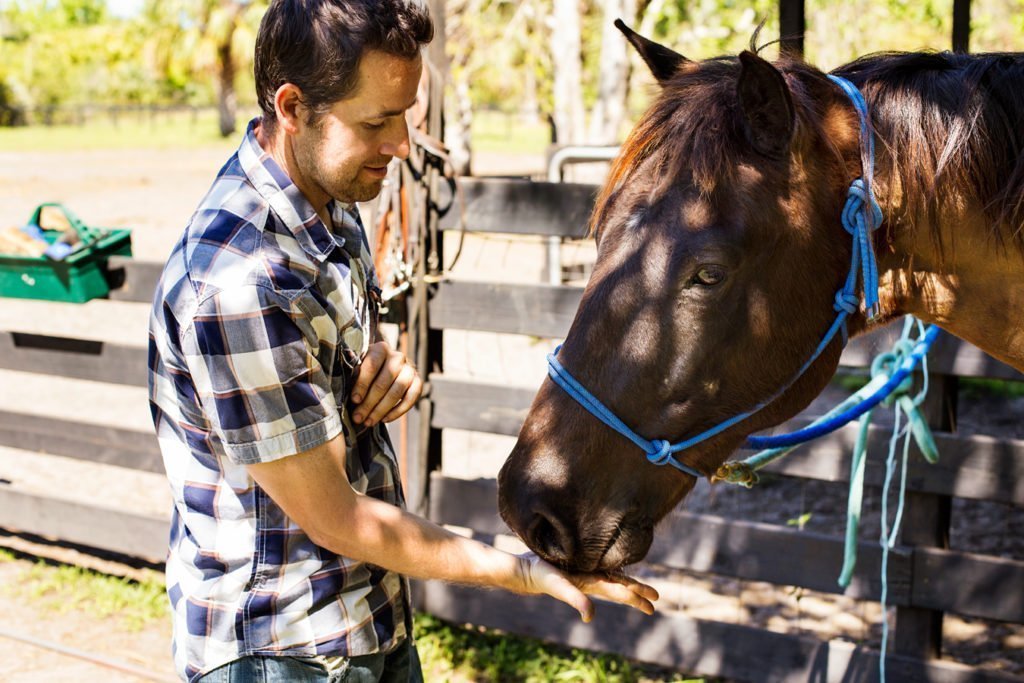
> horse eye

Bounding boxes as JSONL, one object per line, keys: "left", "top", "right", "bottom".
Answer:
{"left": 692, "top": 266, "right": 726, "bottom": 287}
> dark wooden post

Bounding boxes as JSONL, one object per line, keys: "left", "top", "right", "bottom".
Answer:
{"left": 952, "top": 0, "right": 971, "bottom": 53}
{"left": 779, "top": 0, "right": 805, "bottom": 57}
{"left": 891, "top": 372, "right": 957, "bottom": 659}
{"left": 403, "top": 0, "right": 447, "bottom": 518}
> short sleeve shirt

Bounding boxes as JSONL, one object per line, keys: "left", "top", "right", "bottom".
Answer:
{"left": 148, "top": 118, "right": 409, "bottom": 682}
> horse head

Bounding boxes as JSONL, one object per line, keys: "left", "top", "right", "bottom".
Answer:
{"left": 498, "top": 23, "right": 872, "bottom": 573}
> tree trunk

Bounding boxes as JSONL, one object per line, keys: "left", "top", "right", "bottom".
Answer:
{"left": 588, "top": 0, "right": 636, "bottom": 144}
{"left": 550, "top": 0, "right": 585, "bottom": 145}
{"left": 445, "top": 77, "right": 473, "bottom": 176}
{"left": 217, "top": 38, "right": 237, "bottom": 137}
{"left": 214, "top": 2, "right": 243, "bottom": 138}
{"left": 520, "top": 66, "right": 540, "bottom": 125}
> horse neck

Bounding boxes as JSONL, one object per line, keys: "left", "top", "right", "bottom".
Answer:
{"left": 860, "top": 58, "right": 1024, "bottom": 372}
{"left": 843, "top": 54, "right": 1024, "bottom": 374}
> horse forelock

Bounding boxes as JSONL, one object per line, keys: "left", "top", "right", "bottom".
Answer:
{"left": 589, "top": 58, "right": 751, "bottom": 238}
{"left": 588, "top": 56, "right": 837, "bottom": 241}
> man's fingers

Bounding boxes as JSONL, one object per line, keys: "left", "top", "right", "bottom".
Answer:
{"left": 548, "top": 573, "right": 595, "bottom": 623}
{"left": 353, "top": 349, "right": 405, "bottom": 423}
{"left": 594, "top": 573, "right": 660, "bottom": 602}
{"left": 531, "top": 562, "right": 595, "bottom": 623}
{"left": 351, "top": 343, "right": 388, "bottom": 405}
{"left": 381, "top": 372, "right": 424, "bottom": 424}
{"left": 575, "top": 576, "right": 656, "bottom": 615}
{"left": 362, "top": 360, "right": 413, "bottom": 423}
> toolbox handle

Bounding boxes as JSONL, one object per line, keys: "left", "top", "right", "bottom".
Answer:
{"left": 27, "top": 203, "right": 106, "bottom": 249}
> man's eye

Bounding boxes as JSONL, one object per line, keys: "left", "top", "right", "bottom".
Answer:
{"left": 363, "top": 121, "right": 386, "bottom": 130}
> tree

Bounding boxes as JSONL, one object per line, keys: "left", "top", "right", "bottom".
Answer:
{"left": 550, "top": 0, "right": 585, "bottom": 144}
{"left": 587, "top": 0, "right": 635, "bottom": 144}
{"left": 201, "top": 1, "right": 253, "bottom": 137}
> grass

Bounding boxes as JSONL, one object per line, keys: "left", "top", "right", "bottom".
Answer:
{"left": 0, "top": 551, "right": 707, "bottom": 681}
{"left": 470, "top": 109, "right": 550, "bottom": 156}
{"left": 0, "top": 109, "right": 247, "bottom": 152}
{"left": 958, "top": 377, "right": 1024, "bottom": 400}
{"left": 414, "top": 613, "right": 704, "bottom": 683}
{"left": 0, "top": 107, "right": 549, "bottom": 155}
{"left": 1, "top": 553, "right": 167, "bottom": 631}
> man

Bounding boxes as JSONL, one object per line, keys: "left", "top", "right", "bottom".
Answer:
{"left": 149, "top": 1, "right": 658, "bottom": 681}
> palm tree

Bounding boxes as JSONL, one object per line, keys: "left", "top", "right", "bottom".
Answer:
{"left": 142, "top": 0, "right": 266, "bottom": 137}
{"left": 200, "top": 0, "right": 265, "bottom": 136}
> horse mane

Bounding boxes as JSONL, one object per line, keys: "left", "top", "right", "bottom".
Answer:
{"left": 592, "top": 48, "right": 1024, "bottom": 257}
{"left": 588, "top": 53, "right": 841, "bottom": 237}
{"left": 588, "top": 57, "right": 747, "bottom": 237}
{"left": 836, "top": 51, "right": 1024, "bottom": 256}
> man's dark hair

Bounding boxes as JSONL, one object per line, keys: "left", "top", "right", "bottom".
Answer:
{"left": 255, "top": 0, "right": 434, "bottom": 130}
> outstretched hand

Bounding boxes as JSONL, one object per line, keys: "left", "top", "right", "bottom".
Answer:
{"left": 351, "top": 341, "right": 423, "bottom": 426}
{"left": 517, "top": 553, "right": 659, "bottom": 623}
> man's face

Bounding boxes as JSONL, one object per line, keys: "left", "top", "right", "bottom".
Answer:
{"left": 293, "top": 49, "right": 422, "bottom": 205}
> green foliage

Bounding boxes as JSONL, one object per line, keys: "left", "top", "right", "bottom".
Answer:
{"left": 471, "top": 109, "right": 550, "bottom": 155}
{"left": 4, "top": 0, "right": 1024, "bottom": 135}
{"left": 803, "top": 0, "right": 953, "bottom": 70}
{"left": 0, "top": 0, "right": 265, "bottom": 124}
{"left": 832, "top": 371, "right": 870, "bottom": 393}
{"left": 413, "top": 613, "right": 705, "bottom": 683}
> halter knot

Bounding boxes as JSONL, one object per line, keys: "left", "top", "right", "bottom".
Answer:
{"left": 646, "top": 439, "right": 673, "bottom": 466}
{"left": 833, "top": 291, "right": 859, "bottom": 314}
{"left": 839, "top": 176, "right": 882, "bottom": 319}
{"left": 841, "top": 179, "right": 883, "bottom": 235}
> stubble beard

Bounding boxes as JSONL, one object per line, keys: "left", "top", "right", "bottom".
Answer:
{"left": 310, "top": 150, "right": 384, "bottom": 205}
{"left": 294, "top": 123, "right": 383, "bottom": 206}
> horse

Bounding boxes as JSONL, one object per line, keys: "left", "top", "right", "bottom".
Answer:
{"left": 497, "top": 22, "right": 1024, "bottom": 574}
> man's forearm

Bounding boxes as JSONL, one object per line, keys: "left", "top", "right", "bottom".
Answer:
{"left": 315, "top": 493, "right": 526, "bottom": 592}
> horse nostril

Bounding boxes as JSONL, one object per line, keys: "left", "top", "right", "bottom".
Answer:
{"left": 526, "top": 509, "right": 575, "bottom": 564}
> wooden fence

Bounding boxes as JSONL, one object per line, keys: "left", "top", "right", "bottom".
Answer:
{"left": 0, "top": 178, "right": 1023, "bottom": 681}
{"left": 421, "top": 178, "right": 1024, "bottom": 682}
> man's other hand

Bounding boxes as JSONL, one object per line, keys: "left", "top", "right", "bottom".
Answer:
{"left": 517, "top": 553, "right": 659, "bottom": 623}
{"left": 351, "top": 342, "right": 423, "bottom": 426}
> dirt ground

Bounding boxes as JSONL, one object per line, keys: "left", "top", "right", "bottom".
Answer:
{"left": 1, "top": 144, "right": 1023, "bottom": 681}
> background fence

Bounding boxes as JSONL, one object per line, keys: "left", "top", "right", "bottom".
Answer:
{"left": 420, "top": 178, "right": 1024, "bottom": 682}
{"left": 0, "top": 178, "right": 1023, "bottom": 681}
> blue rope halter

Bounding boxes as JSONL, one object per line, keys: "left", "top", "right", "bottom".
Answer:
{"left": 545, "top": 75, "right": 891, "bottom": 479}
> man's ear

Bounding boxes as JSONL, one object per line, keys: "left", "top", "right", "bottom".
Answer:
{"left": 273, "top": 83, "right": 306, "bottom": 135}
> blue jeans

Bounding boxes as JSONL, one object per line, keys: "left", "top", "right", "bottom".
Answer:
{"left": 196, "top": 639, "right": 423, "bottom": 683}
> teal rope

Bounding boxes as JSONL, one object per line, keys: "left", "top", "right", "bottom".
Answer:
{"left": 717, "top": 317, "right": 939, "bottom": 683}
{"left": 837, "top": 406, "right": 872, "bottom": 587}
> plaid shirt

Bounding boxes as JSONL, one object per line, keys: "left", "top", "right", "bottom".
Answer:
{"left": 148, "top": 119, "right": 409, "bottom": 682}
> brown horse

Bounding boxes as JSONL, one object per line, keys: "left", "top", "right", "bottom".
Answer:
{"left": 497, "top": 23, "right": 1024, "bottom": 573}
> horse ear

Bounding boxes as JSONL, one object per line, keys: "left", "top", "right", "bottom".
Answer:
{"left": 737, "top": 50, "right": 795, "bottom": 159}
{"left": 615, "top": 19, "right": 690, "bottom": 85}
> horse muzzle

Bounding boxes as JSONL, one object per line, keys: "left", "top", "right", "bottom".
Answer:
{"left": 498, "top": 452, "right": 655, "bottom": 572}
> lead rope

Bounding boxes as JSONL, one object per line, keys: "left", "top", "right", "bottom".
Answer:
{"left": 877, "top": 317, "right": 933, "bottom": 681}
{"left": 720, "top": 316, "right": 939, "bottom": 682}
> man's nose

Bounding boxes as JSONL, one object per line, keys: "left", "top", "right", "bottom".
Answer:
{"left": 381, "top": 120, "right": 411, "bottom": 160}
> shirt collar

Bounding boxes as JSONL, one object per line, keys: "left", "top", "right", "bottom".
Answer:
{"left": 238, "top": 117, "right": 360, "bottom": 264}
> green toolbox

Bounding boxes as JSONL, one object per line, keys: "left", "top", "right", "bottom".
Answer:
{"left": 0, "top": 203, "right": 133, "bottom": 303}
